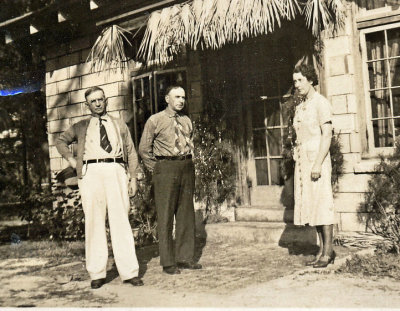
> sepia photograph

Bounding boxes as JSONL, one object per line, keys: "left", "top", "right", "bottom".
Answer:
{"left": 0, "top": 0, "right": 400, "bottom": 308}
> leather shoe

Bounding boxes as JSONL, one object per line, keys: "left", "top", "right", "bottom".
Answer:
{"left": 91, "top": 278, "right": 106, "bottom": 289}
{"left": 177, "top": 262, "right": 202, "bottom": 270}
{"left": 124, "top": 277, "right": 144, "bottom": 286}
{"left": 163, "top": 266, "right": 181, "bottom": 275}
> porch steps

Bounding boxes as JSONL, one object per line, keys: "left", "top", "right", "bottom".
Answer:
{"left": 205, "top": 222, "right": 317, "bottom": 245}
{"left": 235, "top": 205, "right": 294, "bottom": 223}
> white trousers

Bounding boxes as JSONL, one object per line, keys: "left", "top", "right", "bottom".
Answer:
{"left": 78, "top": 163, "right": 139, "bottom": 281}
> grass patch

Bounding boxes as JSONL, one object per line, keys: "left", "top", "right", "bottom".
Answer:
{"left": 0, "top": 240, "right": 85, "bottom": 261}
{"left": 337, "top": 252, "right": 400, "bottom": 280}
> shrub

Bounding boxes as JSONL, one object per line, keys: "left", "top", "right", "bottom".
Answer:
{"left": 193, "top": 108, "right": 237, "bottom": 216}
{"left": 129, "top": 168, "right": 158, "bottom": 246}
{"left": 21, "top": 185, "right": 85, "bottom": 241}
{"left": 363, "top": 141, "right": 400, "bottom": 253}
{"left": 282, "top": 93, "right": 344, "bottom": 188}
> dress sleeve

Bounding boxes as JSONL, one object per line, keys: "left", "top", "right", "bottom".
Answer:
{"left": 317, "top": 95, "right": 333, "bottom": 126}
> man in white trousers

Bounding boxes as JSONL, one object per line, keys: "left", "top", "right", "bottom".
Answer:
{"left": 56, "top": 86, "right": 143, "bottom": 289}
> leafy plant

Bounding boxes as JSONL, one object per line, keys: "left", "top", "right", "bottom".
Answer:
{"left": 362, "top": 141, "right": 400, "bottom": 253}
{"left": 130, "top": 168, "right": 158, "bottom": 246}
{"left": 282, "top": 92, "right": 344, "bottom": 188}
{"left": 193, "top": 107, "right": 237, "bottom": 216}
{"left": 20, "top": 185, "right": 84, "bottom": 241}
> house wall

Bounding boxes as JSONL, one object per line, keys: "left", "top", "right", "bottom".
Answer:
{"left": 322, "top": 3, "right": 375, "bottom": 231}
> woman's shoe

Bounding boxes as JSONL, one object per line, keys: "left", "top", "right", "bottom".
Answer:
{"left": 313, "top": 251, "right": 336, "bottom": 268}
{"left": 305, "top": 253, "right": 322, "bottom": 266}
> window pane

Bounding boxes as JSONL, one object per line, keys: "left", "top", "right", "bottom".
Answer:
{"left": 253, "top": 129, "right": 267, "bottom": 157}
{"left": 265, "top": 99, "right": 281, "bottom": 127}
{"left": 366, "top": 31, "right": 386, "bottom": 60}
{"left": 370, "top": 90, "right": 391, "bottom": 118}
{"left": 267, "top": 128, "right": 282, "bottom": 156}
{"left": 387, "top": 28, "right": 400, "bottom": 58}
{"left": 393, "top": 88, "right": 400, "bottom": 117}
{"left": 373, "top": 119, "right": 394, "bottom": 147}
{"left": 255, "top": 159, "right": 268, "bottom": 185}
{"left": 134, "top": 79, "right": 142, "bottom": 99}
{"left": 394, "top": 118, "right": 400, "bottom": 142}
{"left": 252, "top": 101, "right": 265, "bottom": 128}
{"left": 270, "top": 159, "right": 284, "bottom": 185}
{"left": 368, "top": 61, "right": 388, "bottom": 89}
{"left": 389, "top": 59, "right": 400, "bottom": 87}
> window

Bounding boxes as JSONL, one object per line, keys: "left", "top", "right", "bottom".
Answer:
{"left": 361, "top": 23, "right": 400, "bottom": 150}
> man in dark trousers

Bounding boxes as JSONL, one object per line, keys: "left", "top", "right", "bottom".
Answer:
{"left": 56, "top": 86, "right": 143, "bottom": 289}
{"left": 139, "top": 85, "right": 202, "bottom": 274}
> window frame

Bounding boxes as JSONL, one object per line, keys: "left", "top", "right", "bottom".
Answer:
{"left": 360, "top": 21, "right": 400, "bottom": 156}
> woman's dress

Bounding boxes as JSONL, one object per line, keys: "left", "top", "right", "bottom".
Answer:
{"left": 293, "top": 92, "right": 335, "bottom": 226}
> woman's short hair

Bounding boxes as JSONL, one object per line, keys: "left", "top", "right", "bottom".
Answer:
{"left": 293, "top": 64, "right": 319, "bottom": 86}
{"left": 84, "top": 86, "right": 105, "bottom": 100}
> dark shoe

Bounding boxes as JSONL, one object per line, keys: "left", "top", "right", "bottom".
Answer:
{"left": 163, "top": 266, "right": 181, "bottom": 275}
{"left": 124, "top": 277, "right": 144, "bottom": 286}
{"left": 90, "top": 278, "right": 106, "bottom": 289}
{"left": 313, "top": 251, "right": 336, "bottom": 268}
{"left": 177, "top": 262, "right": 202, "bottom": 270}
{"left": 305, "top": 253, "right": 322, "bottom": 266}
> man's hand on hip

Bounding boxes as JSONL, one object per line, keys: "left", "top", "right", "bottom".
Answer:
{"left": 129, "top": 179, "right": 138, "bottom": 197}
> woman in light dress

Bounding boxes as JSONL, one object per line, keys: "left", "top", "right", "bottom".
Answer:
{"left": 292, "top": 64, "right": 335, "bottom": 268}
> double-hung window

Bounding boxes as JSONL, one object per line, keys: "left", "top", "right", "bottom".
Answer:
{"left": 360, "top": 21, "right": 400, "bottom": 151}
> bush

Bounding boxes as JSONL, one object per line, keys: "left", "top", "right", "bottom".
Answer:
{"left": 21, "top": 185, "right": 84, "bottom": 241}
{"left": 282, "top": 93, "right": 344, "bottom": 188}
{"left": 129, "top": 168, "right": 158, "bottom": 246}
{"left": 193, "top": 108, "right": 237, "bottom": 216}
{"left": 363, "top": 141, "right": 400, "bottom": 253}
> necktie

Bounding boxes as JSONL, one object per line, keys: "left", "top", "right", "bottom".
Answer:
{"left": 99, "top": 118, "right": 112, "bottom": 153}
{"left": 173, "top": 115, "right": 193, "bottom": 155}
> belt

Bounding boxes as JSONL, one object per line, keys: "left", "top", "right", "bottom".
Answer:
{"left": 155, "top": 154, "right": 192, "bottom": 161}
{"left": 84, "top": 157, "right": 124, "bottom": 164}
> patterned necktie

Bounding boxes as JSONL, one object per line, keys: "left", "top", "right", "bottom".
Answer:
{"left": 99, "top": 118, "right": 112, "bottom": 153}
{"left": 173, "top": 114, "right": 193, "bottom": 155}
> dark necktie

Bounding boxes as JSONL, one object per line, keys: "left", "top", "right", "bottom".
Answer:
{"left": 99, "top": 118, "right": 112, "bottom": 153}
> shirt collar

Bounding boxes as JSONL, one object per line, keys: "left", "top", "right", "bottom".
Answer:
{"left": 164, "top": 107, "right": 180, "bottom": 118}
{"left": 91, "top": 113, "right": 109, "bottom": 121}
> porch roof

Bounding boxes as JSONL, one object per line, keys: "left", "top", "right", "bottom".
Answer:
{"left": 137, "top": 0, "right": 347, "bottom": 65}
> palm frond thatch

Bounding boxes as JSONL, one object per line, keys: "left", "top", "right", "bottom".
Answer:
{"left": 137, "top": 0, "right": 346, "bottom": 65}
{"left": 87, "top": 25, "right": 132, "bottom": 72}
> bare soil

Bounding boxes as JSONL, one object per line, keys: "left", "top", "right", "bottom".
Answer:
{"left": 1, "top": 237, "right": 400, "bottom": 308}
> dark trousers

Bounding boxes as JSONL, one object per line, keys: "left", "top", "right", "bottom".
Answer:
{"left": 153, "top": 159, "right": 195, "bottom": 267}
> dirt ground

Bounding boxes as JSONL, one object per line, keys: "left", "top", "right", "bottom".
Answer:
{"left": 1, "top": 237, "right": 400, "bottom": 308}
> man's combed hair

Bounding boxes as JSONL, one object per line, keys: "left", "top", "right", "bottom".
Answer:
{"left": 84, "top": 86, "right": 105, "bottom": 100}
{"left": 293, "top": 64, "right": 319, "bottom": 86}
{"left": 165, "top": 85, "right": 184, "bottom": 97}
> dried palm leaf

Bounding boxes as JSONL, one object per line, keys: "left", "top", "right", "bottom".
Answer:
{"left": 137, "top": 0, "right": 346, "bottom": 65}
{"left": 87, "top": 25, "right": 132, "bottom": 72}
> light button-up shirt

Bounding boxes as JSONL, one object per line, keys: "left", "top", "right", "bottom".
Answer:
{"left": 83, "top": 114, "right": 123, "bottom": 160}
